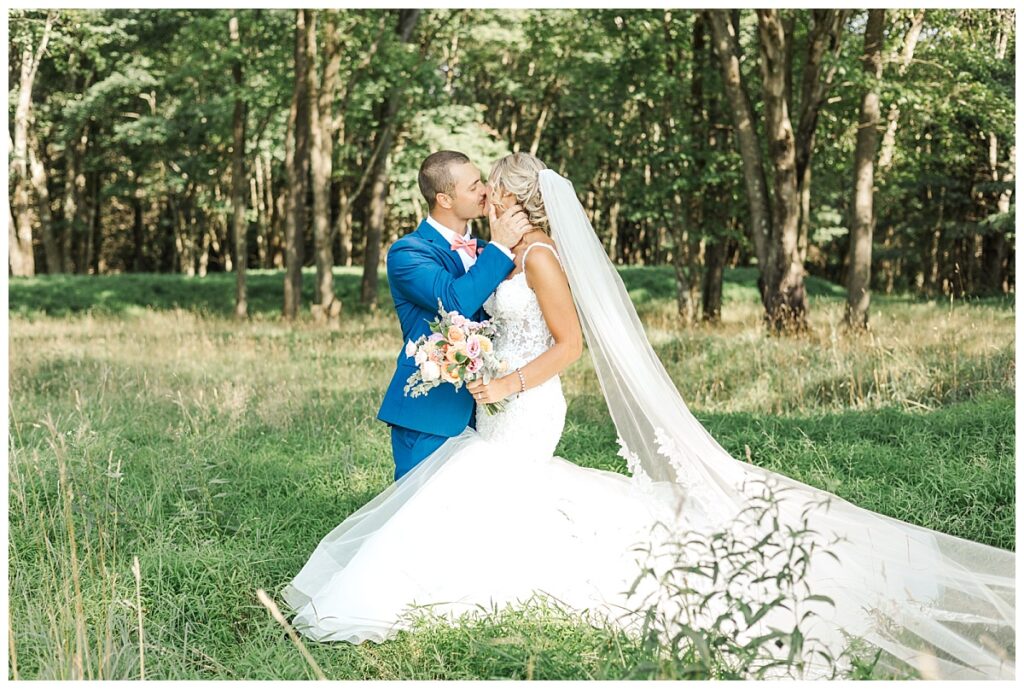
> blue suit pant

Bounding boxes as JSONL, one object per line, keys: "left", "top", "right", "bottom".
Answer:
{"left": 390, "top": 425, "right": 450, "bottom": 481}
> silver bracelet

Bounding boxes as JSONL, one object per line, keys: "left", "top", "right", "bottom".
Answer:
{"left": 515, "top": 367, "right": 526, "bottom": 393}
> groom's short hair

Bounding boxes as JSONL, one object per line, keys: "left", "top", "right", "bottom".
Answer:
{"left": 419, "top": 150, "right": 471, "bottom": 210}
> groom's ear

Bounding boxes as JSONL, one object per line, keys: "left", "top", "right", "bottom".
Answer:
{"left": 435, "top": 192, "right": 453, "bottom": 210}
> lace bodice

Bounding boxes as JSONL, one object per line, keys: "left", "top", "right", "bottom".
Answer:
{"left": 482, "top": 242, "right": 561, "bottom": 370}
{"left": 477, "top": 242, "right": 566, "bottom": 455}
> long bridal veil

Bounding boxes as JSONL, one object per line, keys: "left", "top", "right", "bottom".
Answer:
{"left": 538, "top": 168, "right": 1015, "bottom": 680}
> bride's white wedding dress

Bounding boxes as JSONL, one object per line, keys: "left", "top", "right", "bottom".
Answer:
{"left": 281, "top": 242, "right": 680, "bottom": 648}
{"left": 281, "top": 170, "right": 1014, "bottom": 681}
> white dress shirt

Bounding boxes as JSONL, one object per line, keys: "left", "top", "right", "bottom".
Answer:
{"left": 426, "top": 214, "right": 514, "bottom": 272}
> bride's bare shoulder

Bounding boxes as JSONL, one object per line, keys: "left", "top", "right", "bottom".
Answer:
{"left": 521, "top": 232, "right": 558, "bottom": 253}
{"left": 512, "top": 231, "right": 552, "bottom": 259}
{"left": 521, "top": 234, "right": 565, "bottom": 288}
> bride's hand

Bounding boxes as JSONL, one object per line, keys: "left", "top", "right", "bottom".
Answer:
{"left": 466, "top": 376, "right": 516, "bottom": 404}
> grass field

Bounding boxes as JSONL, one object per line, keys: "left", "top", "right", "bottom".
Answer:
{"left": 7, "top": 266, "right": 1015, "bottom": 679}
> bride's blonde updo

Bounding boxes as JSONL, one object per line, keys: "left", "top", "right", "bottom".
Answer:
{"left": 487, "top": 152, "right": 550, "bottom": 234}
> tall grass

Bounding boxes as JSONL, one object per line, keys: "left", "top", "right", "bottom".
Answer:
{"left": 7, "top": 267, "right": 1014, "bottom": 679}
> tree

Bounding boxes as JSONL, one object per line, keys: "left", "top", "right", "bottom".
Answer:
{"left": 845, "top": 9, "right": 886, "bottom": 330}
{"left": 981, "top": 8, "right": 1014, "bottom": 295}
{"left": 283, "top": 9, "right": 310, "bottom": 320}
{"left": 754, "top": 9, "right": 810, "bottom": 333}
{"left": 306, "top": 9, "right": 342, "bottom": 325}
{"left": 360, "top": 9, "right": 420, "bottom": 309}
{"left": 6, "top": 8, "right": 1013, "bottom": 305}
{"left": 794, "top": 10, "right": 851, "bottom": 265}
{"left": 229, "top": 14, "right": 248, "bottom": 319}
{"left": 706, "top": 11, "right": 772, "bottom": 303}
{"left": 10, "top": 10, "right": 56, "bottom": 276}
{"left": 877, "top": 10, "right": 926, "bottom": 174}
{"left": 705, "top": 10, "right": 854, "bottom": 332}
{"left": 27, "top": 126, "right": 60, "bottom": 273}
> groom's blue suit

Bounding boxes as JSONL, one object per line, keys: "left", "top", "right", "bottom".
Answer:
{"left": 377, "top": 218, "right": 515, "bottom": 481}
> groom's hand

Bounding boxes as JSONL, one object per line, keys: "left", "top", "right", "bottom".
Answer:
{"left": 488, "top": 201, "right": 531, "bottom": 250}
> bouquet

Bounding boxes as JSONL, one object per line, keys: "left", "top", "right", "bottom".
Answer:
{"left": 402, "top": 299, "right": 509, "bottom": 415}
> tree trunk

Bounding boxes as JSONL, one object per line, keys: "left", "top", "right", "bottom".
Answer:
{"left": 708, "top": 10, "right": 770, "bottom": 305}
{"left": 64, "top": 123, "right": 91, "bottom": 274}
{"left": 702, "top": 32, "right": 732, "bottom": 323}
{"left": 529, "top": 80, "right": 560, "bottom": 157}
{"left": 706, "top": 11, "right": 771, "bottom": 285}
{"left": 877, "top": 9, "right": 926, "bottom": 173}
{"left": 878, "top": 224, "right": 896, "bottom": 294}
{"left": 756, "top": 9, "right": 809, "bottom": 332}
{"left": 667, "top": 9, "right": 706, "bottom": 326}
{"left": 254, "top": 149, "right": 268, "bottom": 268}
{"left": 250, "top": 168, "right": 259, "bottom": 268}
{"left": 284, "top": 9, "right": 310, "bottom": 319}
{"left": 265, "top": 149, "right": 279, "bottom": 268}
{"left": 170, "top": 195, "right": 184, "bottom": 274}
{"left": 205, "top": 183, "right": 226, "bottom": 272}
{"left": 795, "top": 10, "right": 851, "bottom": 265}
{"left": 332, "top": 183, "right": 352, "bottom": 266}
{"left": 132, "top": 192, "right": 146, "bottom": 272}
{"left": 85, "top": 171, "right": 101, "bottom": 274}
{"left": 329, "top": 15, "right": 387, "bottom": 270}
{"left": 175, "top": 187, "right": 198, "bottom": 276}
{"left": 27, "top": 127, "right": 60, "bottom": 274}
{"left": 363, "top": 156, "right": 390, "bottom": 309}
{"left": 360, "top": 9, "right": 421, "bottom": 309}
{"left": 925, "top": 185, "right": 946, "bottom": 295}
{"left": 158, "top": 198, "right": 176, "bottom": 272}
{"left": 307, "top": 9, "right": 342, "bottom": 325}
{"left": 846, "top": 8, "right": 886, "bottom": 330}
{"left": 702, "top": 237, "right": 726, "bottom": 323}
{"left": 782, "top": 10, "right": 795, "bottom": 117}
{"left": 607, "top": 170, "right": 622, "bottom": 263}
{"left": 981, "top": 9, "right": 1014, "bottom": 295}
{"left": 197, "top": 206, "right": 212, "bottom": 277}
{"left": 983, "top": 142, "right": 1014, "bottom": 294}
{"left": 229, "top": 15, "right": 248, "bottom": 318}
{"left": 10, "top": 11, "right": 55, "bottom": 277}
{"left": 272, "top": 184, "right": 286, "bottom": 269}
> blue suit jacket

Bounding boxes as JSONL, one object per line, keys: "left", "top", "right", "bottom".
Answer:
{"left": 377, "top": 218, "right": 515, "bottom": 437}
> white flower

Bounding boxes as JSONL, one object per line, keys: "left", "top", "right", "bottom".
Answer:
{"left": 420, "top": 360, "right": 441, "bottom": 382}
{"left": 414, "top": 350, "right": 428, "bottom": 365}
{"left": 405, "top": 340, "right": 417, "bottom": 358}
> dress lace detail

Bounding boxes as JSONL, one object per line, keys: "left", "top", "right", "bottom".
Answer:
{"left": 477, "top": 243, "right": 566, "bottom": 457}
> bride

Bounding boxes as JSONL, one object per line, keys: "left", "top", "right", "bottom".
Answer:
{"left": 279, "top": 153, "right": 1015, "bottom": 680}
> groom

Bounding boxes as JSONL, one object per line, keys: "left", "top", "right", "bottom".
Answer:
{"left": 377, "top": 150, "right": 532, "bottom": 481}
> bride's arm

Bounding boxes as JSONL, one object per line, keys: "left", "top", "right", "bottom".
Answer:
{"left": 470, "top": 245, "right": 583, "bottom": 403}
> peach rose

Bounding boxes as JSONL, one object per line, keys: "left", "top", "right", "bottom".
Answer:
{"left": 447, "top": 326, "right": 466, "bottom": 342}
{"left": 439, "top": 363, "right": 461, "bottom": 384}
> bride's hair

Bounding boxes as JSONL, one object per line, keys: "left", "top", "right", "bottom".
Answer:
{"left": 488, "top": 153, "right": 550, "bottom": 234}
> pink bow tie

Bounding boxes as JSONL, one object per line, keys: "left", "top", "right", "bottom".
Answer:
{"left": 450, "top": 235, "right": 483, "bottom": 256}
